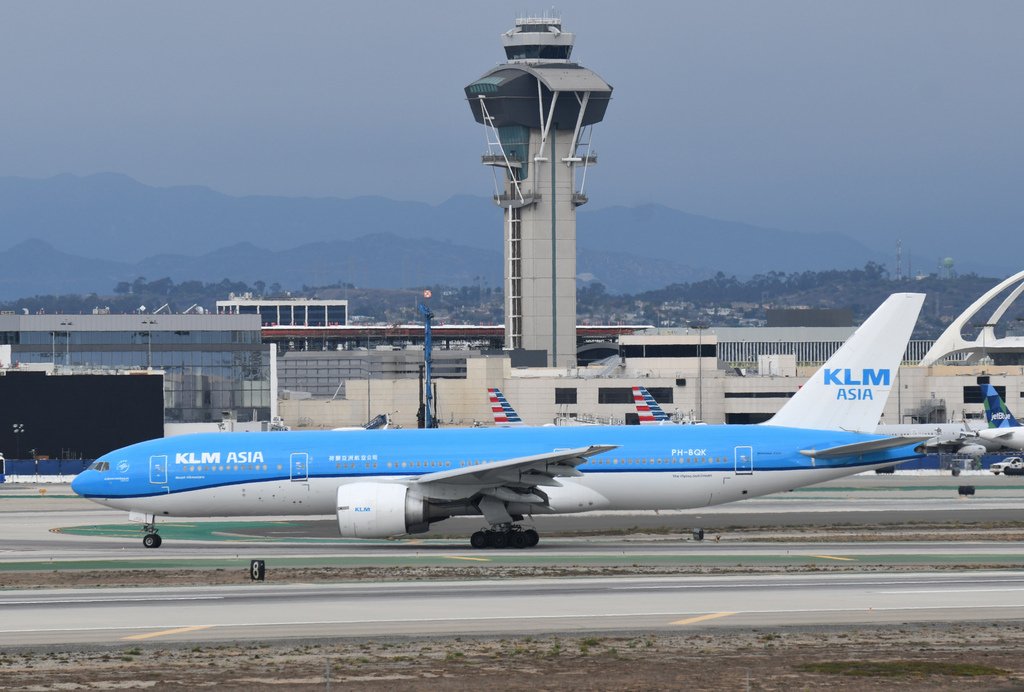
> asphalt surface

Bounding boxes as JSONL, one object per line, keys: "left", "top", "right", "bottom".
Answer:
{"left": 3, "top": 571, "right": 1024, "bottom": 646}
{"left": 3, "top": 474, "right": 1024, "bottom": 647}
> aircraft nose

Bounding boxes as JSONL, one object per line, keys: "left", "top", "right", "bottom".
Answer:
{"left": 70, "top": 470, "right": 90, "bottom": 496}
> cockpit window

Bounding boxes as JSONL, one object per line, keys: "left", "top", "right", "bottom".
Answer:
{"left": 87, "top": 461, "right": 111, "bottom": 472}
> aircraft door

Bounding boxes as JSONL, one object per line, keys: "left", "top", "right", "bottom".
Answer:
{"left": 734, "top": 446, "right": 754, "bottom": 475}
{"left": 290, "top": 452, "right": 309, "bottom": 482}
{"left": 149, "top": 455, "right": 168, "bottom": 484}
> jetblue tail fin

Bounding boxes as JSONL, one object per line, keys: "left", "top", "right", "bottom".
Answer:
{"left": 763, "top": 293, "right": 925, "bottom": 432}
{"left": 488, "top": 388, "right": 524, "bottom": 426}
{"left": 633, "top": 386, "right": 672, "bottom": 424}
{"left": 981, "top": 384, "right": 1020, "bottom": 428}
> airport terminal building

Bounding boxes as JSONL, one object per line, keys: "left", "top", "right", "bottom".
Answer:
{"left": 0, "top": 314, "right": 272, "bottom": 425}
{"left": 273, "top": 269, "right": 1024, "bottom": 430}
{"left": 273, "top": 321, "right": 1024, "bottom": 431}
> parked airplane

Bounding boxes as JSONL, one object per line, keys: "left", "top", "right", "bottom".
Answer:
{"left": 976, "top": 384, "right": 1024, "bottom": 451}
{"left": 72, "top": 293, "right": 927, "bottom": 550}
{"left": 874, "top": 422, "right": 989, "bottom": 457}
{"left": 632, "top": 386, "right": 672, "bottom": 424}
{"left": 487, "top": 387, "right": 524, "bottom": 426}
{"left": 631, "top": 385, "right": 705, "bottom": 425}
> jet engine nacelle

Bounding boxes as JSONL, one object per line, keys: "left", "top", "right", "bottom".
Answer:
{"left": 336, "top": 482, "right": 429, "bottom": 538}
{"left": 958, "top": 443, "right": 988, "bottom": 458}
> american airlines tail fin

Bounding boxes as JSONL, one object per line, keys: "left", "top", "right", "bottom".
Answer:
{"left": 981, "top": 384, "right": 1020, "bottom": 428}
{"left": 632, "top": 386, "right": 672, "bottom": 424}
{"left": 488, "top": 387, "right": 524, "bottom": 426}
{"left": 763, "top": 293, "right": 925, "bottom": 432}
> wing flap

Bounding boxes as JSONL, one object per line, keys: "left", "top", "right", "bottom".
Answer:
{"left": 801, "top": 435, "right": 930, "bottom": 459}
{"left": 416, "top": 444, "right": 616, "bottom": 486}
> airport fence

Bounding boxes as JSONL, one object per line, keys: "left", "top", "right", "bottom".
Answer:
{"left": 1, "top": 459, "right": 92, "bottom": 483}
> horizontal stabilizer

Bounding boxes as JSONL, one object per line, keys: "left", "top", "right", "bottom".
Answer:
{"left": 800, "top": 435, "right": 930, "bottom": 459}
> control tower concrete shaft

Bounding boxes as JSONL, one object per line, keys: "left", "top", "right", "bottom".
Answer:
{"left": 466, "top": 17, "right": 612, "bottom": 367}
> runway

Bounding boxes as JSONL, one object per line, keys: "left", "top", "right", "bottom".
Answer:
{"left": 3, "top": 476, "right": 1024, "bottom": 648}
{"left": 3, "top": 571, "right": 1024, "bottom": 646}
{"left": 4, "top": 478, "right": 1024, "bottom": 568}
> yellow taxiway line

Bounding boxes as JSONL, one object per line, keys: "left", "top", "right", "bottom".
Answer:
{"left": 671, "top": 611, "right": 736, "bottom": 626}
{"left": 122, "top": 625, "right": 214, "bottom": 641}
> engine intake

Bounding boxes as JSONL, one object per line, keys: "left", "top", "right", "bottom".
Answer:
{"left": 336, "top": 482, "right": 429, "bottom": 538}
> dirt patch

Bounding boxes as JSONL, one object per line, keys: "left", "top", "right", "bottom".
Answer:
{"left": 2, "top": 623, "right": 1024, "bottom": 690}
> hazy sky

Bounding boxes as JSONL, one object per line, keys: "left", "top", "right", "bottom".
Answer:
{"left": 2, "top": 1, "right": 1022, "bottom": 254}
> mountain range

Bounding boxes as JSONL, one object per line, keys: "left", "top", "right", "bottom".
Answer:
{"left": 1, "top": 172, "right": 994, "bottom": 301}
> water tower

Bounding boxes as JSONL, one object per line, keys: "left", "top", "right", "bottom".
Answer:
{"left": 465, "top": 16, "right": 612, "bottom": 367}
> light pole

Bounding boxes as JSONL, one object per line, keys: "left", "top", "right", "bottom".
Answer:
{"left": 12, "top": 423, "right": 24, "bottom": 459}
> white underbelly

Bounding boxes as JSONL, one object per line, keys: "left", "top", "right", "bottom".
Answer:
{"left": 103, "top": 478, "right": 342, "bottom": 517}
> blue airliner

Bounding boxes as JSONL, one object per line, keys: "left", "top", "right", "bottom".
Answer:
{"left": 72, "top": 293, "right": 928, "bottom": 550}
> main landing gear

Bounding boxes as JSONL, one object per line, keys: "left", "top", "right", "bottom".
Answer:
{"left": 142, "top": 521, "right": 162, "bottom": 549}
{"left": 470, "top": 524, "right": 540, "bottom": 549}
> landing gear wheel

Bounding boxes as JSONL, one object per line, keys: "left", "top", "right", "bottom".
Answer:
{"left": 143, "top": 533, "right": 162, "bottom": 549}
{"left": 488, "top": 531, "right": 509, "bottom": 549}
{"left": 524, "top": 529, "right": 539, "bottom": 547}
{"left": 510, "top": 531, "right": 529, "bottom": 549}
{"left": 470, "top": 531, "right": 487, "bottom": 549}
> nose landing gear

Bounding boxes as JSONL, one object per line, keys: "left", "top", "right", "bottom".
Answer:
{"left": 141, "top": 520, "right": 162, "bottom": 548}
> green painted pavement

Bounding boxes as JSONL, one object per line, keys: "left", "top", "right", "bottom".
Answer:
{"left": 58, "top": 521, "right": 380, "bottom": 543}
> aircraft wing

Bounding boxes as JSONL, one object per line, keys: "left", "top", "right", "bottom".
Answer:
{"left": 924, "top": 438, "right": 974, "bottom": 454}
{"left": 800, "top": 436, "right": 931, "bottom": 460}
{"left": 414, "top": 444, "right": 616, "bottom": 489}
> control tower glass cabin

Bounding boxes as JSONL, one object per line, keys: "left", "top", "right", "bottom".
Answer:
{"left": 465, "top": 17, "right": 612, "bottom": 367}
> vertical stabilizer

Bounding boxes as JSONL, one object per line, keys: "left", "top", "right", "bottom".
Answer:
{"left": 763, "top": 293, "right": 925, "bottom": 431}
{"left": 633, "top": 386, "right": 672, "bottom": 424}
{"left": 488, "top": 388, "right": 524, "bottom": 426}
{"left": 982, "top": 384, "right": 1020, "bottom": 428}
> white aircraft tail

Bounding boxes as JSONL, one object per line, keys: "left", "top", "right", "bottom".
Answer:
{"left": 763, "top": 292, "right": 925, "bottom": 432}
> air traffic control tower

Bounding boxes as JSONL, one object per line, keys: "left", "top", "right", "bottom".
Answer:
{"left": 465, "top": 17, "right": 612, "bottom": 367}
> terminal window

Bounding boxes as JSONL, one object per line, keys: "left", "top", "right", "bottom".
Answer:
{"left": 554, "top": 387, "right": 577, "bottom": 404}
